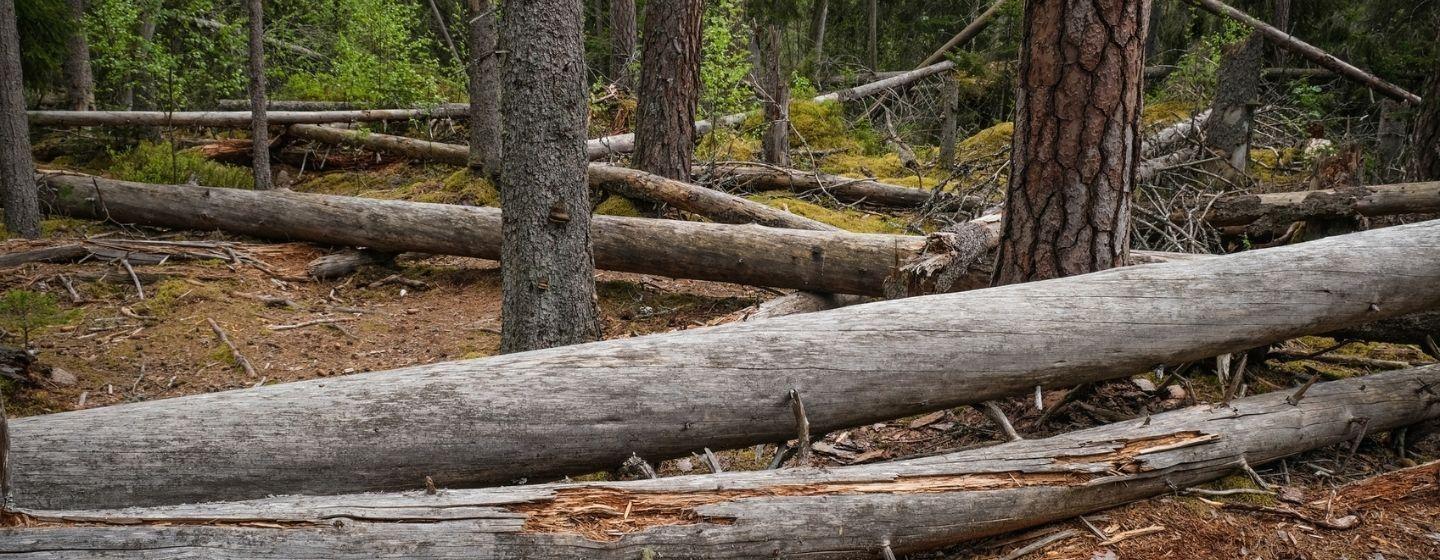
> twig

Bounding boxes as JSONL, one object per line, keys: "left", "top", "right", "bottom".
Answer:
{"left": 702, "top": 448, "right": 723, "bottom": 473}
{"left": 1096, "top": 525, "right": 1165, "bottom": 546}
{"left": 367, "top": 274, "right": 429, "bottom": 290}
{"left": 267, "top": 317, "right": 358, "bottom": 331}
{"left": 998, "top": 529, "right": 1077, "bottom": 560}
{"left": 1286, "top": 375, "right": 1319, "bottom": 406}
{"left": 1183, "top": 487, "right": 1276, "bottom": 497}
{"left": 57, "top": 274, "right": 83, "bottom": 303}
{"left": 1078, "top": 516, "right": 1107, "bottom": 540}
{"left": 120, "top": 258, "right": 145, "bottom": 299}
{"left": 879, "top": 539, "right": 897, "bottom": 560}
{"left": 207, "top": 318, "right": 257, "bottom": 377}
{"left": 974, "top": 401, "right": 1023, "bottom": 441}
{"left": 789, "top": 389, "right": 812, "bottom": 466}
{"left": 1196, "top": 497, "right": 1359, "bottom": 530}
{"left": 1237, "top": 456, "right": 1275, "bottom": 490}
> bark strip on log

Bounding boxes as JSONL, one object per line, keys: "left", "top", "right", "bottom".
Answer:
{"left": 1181, "top": 0, "right": 1420, "bottom": 104}
{"left": 28, "top": 108, "right": 469, "bottom": 128}
{"left": 3, "top": 368, "right": 1438, "bottom": 558}
{"left": 1179, "top": 181, "right": 1440, "bottom": 227}
{"left": 8, "top": 214, "right": 1440, "bottom": 509}
{"left": 285, "top": 125, "right": 833, "bottom": 231}
{"left": 701, "top": 162, "right": 980, "bottom": 211}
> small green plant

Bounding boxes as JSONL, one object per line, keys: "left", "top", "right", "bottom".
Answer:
{"left": 0, "top": 290, "right": 73, "bottom": 348}
{"left": 108, "top": 141, "right": 254, "bottom": 189}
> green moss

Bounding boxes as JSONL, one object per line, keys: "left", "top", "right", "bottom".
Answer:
{"left": 955, "top": 121, "right": 1014, "bottom": 161}
{"left": 745, "top": 191, "right": 907, "bottom": 234}
{"left": 1267, "top": 358, "right": 1359, "bottom": 381}
{"left": 1203, "top": 474, "right": 1279, "bottom": 506}
{"left": 141, "top": 278, "right": 221, "bottom": 316}
{"left": 40, "top": 217, "right": 92, "bottom": 237}
{"left": 415, "top": 170, "right": 500, "bottom": 206}
{"left": 594, "top": 195, "right": 644, "bottom": 217}
{"left": 1142, "top": 100, "right": 1199, "bottom": 127}
{"left": 695, "top": 128, "right": 759, "bottom": 161}
{"left": 107, "top": 141, "right": 254, "bottom": 189}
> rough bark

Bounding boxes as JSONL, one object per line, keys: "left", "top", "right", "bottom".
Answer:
{"left": 938, "top": 75, "right": 960, "bottom": 169}
{"left": 38, "top": 173, "right": 910, "bottom": 296}
{"left": 1271, "top": 0, "right": 1290, "bottom": 65}
{"left": 284, "top": 125, "right": 833, "bottom": 231}
{"left": 608, "top": 0, "right": 636, "bottom": 89}
{"left": 754, "top": 20, "right": 790, "bottom": 167}
{"left": 498, "top": 0, "right": 599, "bottom": 353}
{"left": 994, "top": 0, "right": 1150, "bottom": 285}
{"left": 633, "top": 0, "right": 702, "bottom": 181}
{"left": 917, "top": 0, "right": 1009, "bottom": 68}
{"left": 0, "top": 0, "right": 39, "bottom": 238}
{"left": 586, "top": 60, "right": 957, "bottom": 160}
{"left": 1181, "top": 0, "right": 1420, "bottom": 104}
{"left": 466, "top": 0, "right": 501, "bottom": 174}
{"left": 61, "top": 0, "right": 94, "bottom": 111}
{"left": 701, "top": 162, "right": 981, "bottom": 211}
{"left": 246, "top": 0, "right": 272, "bottom": 190}
{"left": 1413, "top": 58, "right": 1440, "bottom": 181}
{"left": 1180, "top": 181, "right": 1440, "bottom": 228}
{"left": 1204, "top": 32, "right": 1264, "bottom": 170}
{"left": 29, "top": 108, "right": 468, "bottom": 127}
{"left": 866, "top": 0, "right": 878, "bottom": 70}
{"left": 4, "top": 368, "right": 1438, "bottom": 558}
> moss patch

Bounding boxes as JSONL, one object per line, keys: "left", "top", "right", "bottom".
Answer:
{"left": 696, "top": 128, "right": 759, "bottom": 161}
{"left": 594, "top": 195, "right": 644, "bottom": 217}
{"left": 107, "top": 141, "right": 254, "bottom": 189}
{"left": 1143, "top": 100, "right": 1200, "bottom": 128}
{"left": 745, "top": 191, "right": 907, "bottom": 234}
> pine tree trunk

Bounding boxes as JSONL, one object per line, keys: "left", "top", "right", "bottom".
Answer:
{"left": 498, "top": 0, "right": 599, "bottom": 353}
{"left": 1204, "top": 32, "right": 1263, "bottom": 171}
{"left": 1271, "top": 0, "right": 1290, "bottom": 65}
{"left": 61, "top": 0, "right": 94, "bottom": 111}
{"left": 866, "top": 0, "right": 878, "bottom": 70}
{"left": 993, "top": 0, "right": 1151, "bottom": 285}
{"left": 633, "top": 0, "right": 702, "bottom": 181}
{"left": 1413, "top": 56, "right": 1440, "bottom": 181}
{"left": 246, "top": 0, "right": 272, "bottom": 190}
{"left": 609, "top": 0, "right": 636, "bottom": 89}
{"left": 0, "top": 0, "right": 39, "bottom": 238}
{"left": 466, "top": 0, "right": 500, "bottom": 174}
{"left": 755, "top": 20, "right": 789, "bottom": 166}
{"left": 938, "top": 75, "right": 960, "bottom": 169}
{"left": 808, "top": 0, "right": 829, "bottom": 79}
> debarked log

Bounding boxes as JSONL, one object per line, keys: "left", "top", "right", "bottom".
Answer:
{"left": 7, "top": 214, "right": 1440, "bottom": 509}
{"left": 3, "top": 368, "right": 1437, "bottom": 558}
{"left": 1178, "top": 181, "right": 1440, "bottom": 227}
{"left": 701, "top": 162, "right": 982, "bottom": 211}
{"left": 27, "top": 107, "right": 469, "bottom": 128}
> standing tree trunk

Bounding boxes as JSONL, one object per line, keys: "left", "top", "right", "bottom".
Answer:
{"left": 0, "top": 0, "right": 39, "bottom": 238}
{"left": 609, "top": 0, "right": 636, "bottom": 89}
{"left": 938, "top": 74, "right": 960, "bottom": 169}
{"left": 866, "top": 0, "right": 878, "bottom": 71}
{"left": 1271, "top": 0, "right": 1290, "bottom": 65}
{"left": 61, "top": 0, "right": 93, "bottom": 111}
{"left": 633, "top": 0, "right": 703, "bottom": 181}
{"left": 1204, "top": 32, "right": 1264, "bottom": 171}
{"left": 1413, "top": 55, "right": 1440, "bottom": 181}
{"left": 466, "top": 0, "right": 500, "bottom": 175}
{"left": 808, "top": 0, "right": 829, "bottom": 80}
{"left": 246, "top": 0, "right": 272, "bottom": 190}
{"left": 118, "top": 0, "right": 158, "bottom": 110}
{"left": 754, "top": 19, "right": 790, "bottom": 166}
{"left": 498, "top": 0, "right": 599, "bottom": 353}
{"left": 994, "top": 0, "right": 1151, "bottom": 285}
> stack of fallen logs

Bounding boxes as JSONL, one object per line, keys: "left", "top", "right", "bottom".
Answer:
{"left": 2, "top": 217, "right": 1440, "bottom": 556}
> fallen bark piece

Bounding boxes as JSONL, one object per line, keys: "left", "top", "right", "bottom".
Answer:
{"left": 306, "top": 249, "right": 396, "bottom": 280}
{"left": 3, "top": 368, "right": 1438, "bottom": 558}
{"left": 7, "top": 219, "right": 1440, "bottom": 509}
{"left": 286, "top": 125, "right": 835, "bottom": 231}
{"left": 28, "top": 108, "right": 469, "bottom": 128}
{"left": 1180, "top": 181, "right": 1440, "bottom": 228}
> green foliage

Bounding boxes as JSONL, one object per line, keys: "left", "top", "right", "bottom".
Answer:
{"left": 1288, "top": 82, "right": 1332, "bottom": 119}
{"left": 86, "top": 0, "right": 248, "bottom": 108}
{"left": 15, "top": 0, "right": 72, "bottom": 86}
{"left": 108, "top": 141, "right": 253, "bottom": 189}
{"left": 1156, "top": 19, "right": 1251, "bottom": 103}
{"left": 698, "top": 0, "right": 755, "bottom": 116}
{"left": 277, "top": 0, "right": 457, "bottom": 105}
{"left": 0, "top": 290, "right": 73, "bottom": 347}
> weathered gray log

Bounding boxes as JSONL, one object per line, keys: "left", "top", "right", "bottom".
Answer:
{"left": 28, "top": 108, "right": 469, "bottom": 128}
{"left": 286, "top": 124, "right": 834, "bottom": 231}
{"left": 1143, "top": 109, "right": 1213, "bottom": 159}
{"left": 701, "top": 162, "right": 979, "bottom": 210}
{"left": 38, "top": 173, "right": 902, "bottom": 295}
{"left": 305, "top": 249, "right": 397, "bottom": 280}
{"left": 1181, "top": 0, "right": 1420, "bottom": 104}
{"left": 8, "top": 216, "right": 1440, "bottom": 510}
{"left": 0, "top": 244, "right": 88, "bottom": 268}
{"left": 1328, "top": 311, "right": 1440, "bottom": 357}
{"left": 4, "top": 368, "right": 1438, "bottom": 558}
{"left": 586, "top": 60, "right": 957, "bottom": 159}
{"left": 1180, "top": 181, "right": 1440, "bottom": 227}
{"left": 216, "top": 100, "right": 468, "bottom": 112}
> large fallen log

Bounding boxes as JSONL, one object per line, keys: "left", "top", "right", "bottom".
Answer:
{"left": 27, "top": 108, "right": 469, "bottom": 128}
{"left": 286, "top": 124, "right": 834, "bottom": 231}
{"left": 1178, "top": 181, "right": 1440, "bottom": 227}
{"left": 4, "top": 368, "right": 1437, "bottom": 558}
{"left": 586, "top": 60, "right": 957, "bottom": 159}
{"left": 701, "top": 162, "right": 982, "bottom": 211}
{"left": 1182, "top": 0, "right": 1420, "bottom": 104}
{"left": 9, "top": 212, "right": 1440, "bottom": 509}
{"left": 216, "top": 99, "right": 468, "bottom": 112}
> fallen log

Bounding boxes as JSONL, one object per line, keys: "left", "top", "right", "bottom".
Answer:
{"left": 701, "top": 162, "right": 981, "bottom": 210}
{"left": 1145, "top": 66, "right": 1333, "bottom": 82}
{"left": 915, "top": 0, "right": 1009, "bottom": 68}
{"left": 1181, "top": 0, "right": 1420, "bottom": 104}
{"left": 9, "top": 213, "right": 1440, "bottom": 509}
{"left": 216, "top": 100, "right": 468, "bottom": 112}
{"left": 286, "top": 124, "right": 835, "bottom": 231}
{"left": 586, "top": 60, "right": 957, "bottom": 159}
{"left": 1177, "top": 181, "right": 1440, "bottom": 227}
{"left": 4, "top": 368, "right": 1437, "bottom": 557}
{"left": 38, "top": 174, "right": 897, "bottom": 295}
{"left": 1328, "top": 311, "right": 1440, "bottom": 358}
{"left": 28, "top": 108, "right": 469, "bottom": 128}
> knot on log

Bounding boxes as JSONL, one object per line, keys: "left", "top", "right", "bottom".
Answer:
{"left": 885, "top": 221, "right": 993, "bottom": 298}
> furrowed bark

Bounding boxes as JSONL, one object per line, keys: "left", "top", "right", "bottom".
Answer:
{"left": 38, "top": 174, "right": 901, "bottom": 295}
{"left": 1204, "top": 32, "right": 1263, "bottom": 170}
{"left": 1181, "top": 0, "right": 1421, "bottom": 104}
{"left": 754, "top": 19, "right": 790, "bottom": 167}
{"left": 916, "top": 0, "right": 1009, "bottom": 68}
{"left": 1413, "top": 56, "right": 1440, "bottom": 181}
{"left": 0, "top": 0, "right": 39, "bottom": 238}
{"left": 28, "top": 108, "right": 469, "bottom": 127}
{"left": 608, "top": 0, "right": 636, "bottom": 89}
{"left": 61, "top": 0, "right": 94, "bottom": 111}
{"left": 7, "top": 216, "right": 1440, "bottom": 509}
{"left": 284, "top": 125, "right": 833, "bottom": 231}
{"left": 4, "top": 368, "right": 1438, "bottom": 558}
{"left": 586, "top": 60, "right": 957, "bottom": 160}
{"left": 466, "top": 0, "right": 500, "bottom": 174}
{"left": 633, "top": 0, "right": 702, "bottom": 181}
{"left": 1179, "top": 181, "right": 1440, "bottom": 227}
{"left": 246, "top": 0, "right": 272, "bottom": 191}
{"left": 701, "top": 162, "right": 980, "bottom": 211}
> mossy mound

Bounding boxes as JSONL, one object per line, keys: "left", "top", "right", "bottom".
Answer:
{"left": 594, "top": 195, "right": 644, "bottom": 217}
{"left": 745, "top": 191, "right": 907, "bottom": 234}
{"left": 107, "top": 141, "right": 254, "bottom": 189}
{"left": 955, "top": 121, "right": 1013, "bottom": 161}
{"left": 696, "top": 128, "right": 759, "bottom": 161}
{"left": 295, "top": 168, "right": 499, "bottom": 207}
{"left": 419, "top": 170, "right": 500, "bottom": 206}
{"left": 1250, "top": 147, "right": 1307, "bottom": 187}
{"left": 1142, "top": 100, "right": 1200, "bottom": 128}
